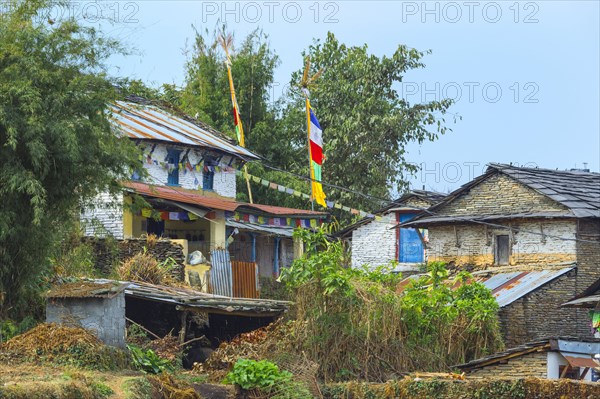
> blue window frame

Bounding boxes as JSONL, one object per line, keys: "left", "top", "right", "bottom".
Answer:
{"left": 203, "top": 168, "right": 214, "bottom": 190}
{"left": 167, "top": 149, "right": 181, "bottom": 186}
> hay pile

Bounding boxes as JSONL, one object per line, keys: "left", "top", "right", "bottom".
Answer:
{"left": 149, "top": 373, "right": 203, "bottom": 399}
{"left": 0, "top": 323, "right": 128, "bottom": 369}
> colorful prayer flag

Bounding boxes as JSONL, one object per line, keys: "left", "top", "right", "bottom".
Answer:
{"left": 305, "top": 97, "right": 327, "bottom": 207}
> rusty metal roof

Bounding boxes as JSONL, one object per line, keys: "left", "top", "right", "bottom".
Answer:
{"left": 123, "top": 181, "right": 327, "bottom": 218}
{"left": 109, "top": 101, "right": 259, "bottom": 160}
{"left": 477, "top": 267, "right": 574, "bottom": 307}
{"left": 123, "top": 181, "right": 239, "bottom": 212}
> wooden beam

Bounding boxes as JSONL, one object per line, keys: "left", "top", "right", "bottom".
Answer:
{"left": 178, "top": 311, "right": 188, "bottom": 345}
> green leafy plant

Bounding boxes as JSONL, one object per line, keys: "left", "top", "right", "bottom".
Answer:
{"left": 277, "top": 227, "right": 503, "bottom": 381}
{"left": 128, "top": 344, "right": 173, "bottom": 374}
{"left": 223, "top": 359, "right": 292, "bottom": 390}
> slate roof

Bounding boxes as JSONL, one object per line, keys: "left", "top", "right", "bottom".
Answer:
{"left": 490, "top": 163, "right": 600, "bottom": 218}
{"left": 336, "top": 190, "right": 446, "bottom": 237}
{"left": 455, "top": 337, "right": 600, "bottom": 371}
{"left": 377, "top": 190, "right": 447, "bottom": 213}
{"left": 403, "top": 163, "right": 600, "bottom": 227}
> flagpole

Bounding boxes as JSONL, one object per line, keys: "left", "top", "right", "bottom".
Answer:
{"left": 220, "top": 34, "right": 254, "bottom": 204}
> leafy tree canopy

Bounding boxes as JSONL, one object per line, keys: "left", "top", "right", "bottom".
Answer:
{"left": 176, "top": 30, "right": 454, "bottom": 216}
{"left": 0, "top": 0, "right": 139, "bottom": 317}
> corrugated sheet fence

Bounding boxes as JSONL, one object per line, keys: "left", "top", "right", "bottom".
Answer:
{"left": 232, "top": 261, "right": 259, "bottom": 299}
{"left": 208, "top": 249, "right": 233, "bottom": 297}
{"left": 208, "top": 250, "right": 259, "bottom": 298}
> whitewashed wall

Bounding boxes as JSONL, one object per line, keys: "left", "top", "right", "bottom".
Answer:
{"left": 351, "top": 214, "right": 397, "bottom": 268}
{"left": 140, "top": 143, "right": 237, "bottom": 198}
{"left": 80, "top": 192, "right": 124, "bottom": 239}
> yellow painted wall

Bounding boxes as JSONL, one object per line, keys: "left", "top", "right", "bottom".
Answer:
{"left": 122, "top": 196, "right": 133, "bottom": 238}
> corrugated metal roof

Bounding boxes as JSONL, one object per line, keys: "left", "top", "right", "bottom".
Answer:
{"left": 226, "top": 220, "right": 294, "bottom": 238}
{"left": 397, "top": 267, "right": 574, "bottom": 308}
{"left": 109, "top": 101, "right": 259, "bottom": 160}
{"left": 563, "top": 294, "right": 600, "bottom": 308}
{"left": 238, "top": 203, "right": 327, "bottom": 217}
{"left": 123, "top": 181, "right": 327, "bottom": 218}
{"left": 478, "top": 267, "right": 575, "bottom": 307}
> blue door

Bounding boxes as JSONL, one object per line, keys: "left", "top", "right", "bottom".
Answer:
{"left": 399, "top": 213, "right": 424, "bottom": 263}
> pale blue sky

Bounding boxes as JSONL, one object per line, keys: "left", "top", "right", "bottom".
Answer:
{"left": 89, "top": 0, "right": 599, "bottom": 193}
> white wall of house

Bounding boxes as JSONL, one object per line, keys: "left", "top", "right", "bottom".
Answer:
{"left": 427, "top": 219, "right": 578, "bottom": 266}
{"left": 351, "top": 214, "right": 397, "bottom": 269}
{"left": 140, "top": 143, "right": 237, "bottom": 198}
{"left": 80, "top": 192, "right": 124, "bottom": 239}
{"left": 547, "top": 352, "right": 594, "bottom": 381}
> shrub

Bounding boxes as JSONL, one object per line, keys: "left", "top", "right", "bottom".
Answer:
{"left": 277, "top": 227, "right": 503, "bottom": 382}
{"left": 224, "top": 359, "right": 292, "bottom": 390}
{"left": 128, "top": 344, "right": 174, "bottom": 374}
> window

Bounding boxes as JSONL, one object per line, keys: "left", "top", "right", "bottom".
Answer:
{"left": 559, "top": 365, "right": 580, "bottom": 380}
{"left": 166, "top": 149, "right": 181, "bottom": 186}
{"left": 203, "top": 157, "right": 215, "bottom": 190}
{"left": 495, "top": 235, "right": 509, "bottom": 265}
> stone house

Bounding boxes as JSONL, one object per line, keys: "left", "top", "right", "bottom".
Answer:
{"left": 402, "top": 163, "right": 600, "bottom": 346}
{"left": 81, "top": 98, "right": 326, "bottom": 285}
{"left": 456, "top": 337, "right": 600, "bottom": 381}
{"left": 338, "top": 190, "right": 445, "bottom": 272}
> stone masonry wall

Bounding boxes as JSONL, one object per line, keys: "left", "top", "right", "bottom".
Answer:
{"left": 436, "top": 173, "right": 568, "bottom": 217}
{"left": 46, "top": 293, "right": 126, "bottom": 348}
{"left": 467, "top": 351, "right": 547, "bottom": 378}
{"left": 576, "top": 219, "right": 600, "bottom": 295}
{"left": 427, "top": 219, "right": 577, "bottom": 269}
{"left": 140, "top": 143, "right": 237, "bottom": 198}
{"left": 82, "top": 237, "right": 186, "bottom": 281}
{"left": 499, "top": 270, "right": 592, "bottom": 347}
{"left": 351, "top": 214, "right": 396, "bottom": 268}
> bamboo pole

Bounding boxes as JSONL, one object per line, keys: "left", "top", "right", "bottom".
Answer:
{"left": 219, "top": 33, "right": 254, "bottom": 203}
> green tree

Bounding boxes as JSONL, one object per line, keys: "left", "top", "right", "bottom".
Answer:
{"left": 0, "top": 0, "right": 139, "bottom": 318}
{"left": 278, "top": 33, "right": 455, "bottom": 213}
{"left": 178, "top": 31, "right": 454, "bottom": 216}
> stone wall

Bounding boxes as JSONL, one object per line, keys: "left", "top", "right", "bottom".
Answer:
{"left": 499, "top": 270, "right": 592, "bottom": 347}
{"left": 46, "top": 293, "right": 126, "bottom": 348}
{"left": 467, "top": 351, "right": 547, "bottom": 378}
{"left": 427, "top": 219, "right": 577, "bottom": 269}
{"left": 576, "top": 219, "right": 600, "bottom": 294}
{"left": 83, "top": 237, "right": 185, "bottom": 281}
{"left": 436, "top": 173, "right": 568, "bottom": 217}
{"left": 139, "top": 143, "right": 237, "bottom": 198}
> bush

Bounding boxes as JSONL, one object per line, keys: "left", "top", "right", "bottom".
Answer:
{"left": 224, "top": 359, "right": 292, "bottom": 390}
{"left": 277, "top": 227, "right": 503, "bottom": 382}
{"left": 128, "top": 344, "right": 174, "bottom": 374}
